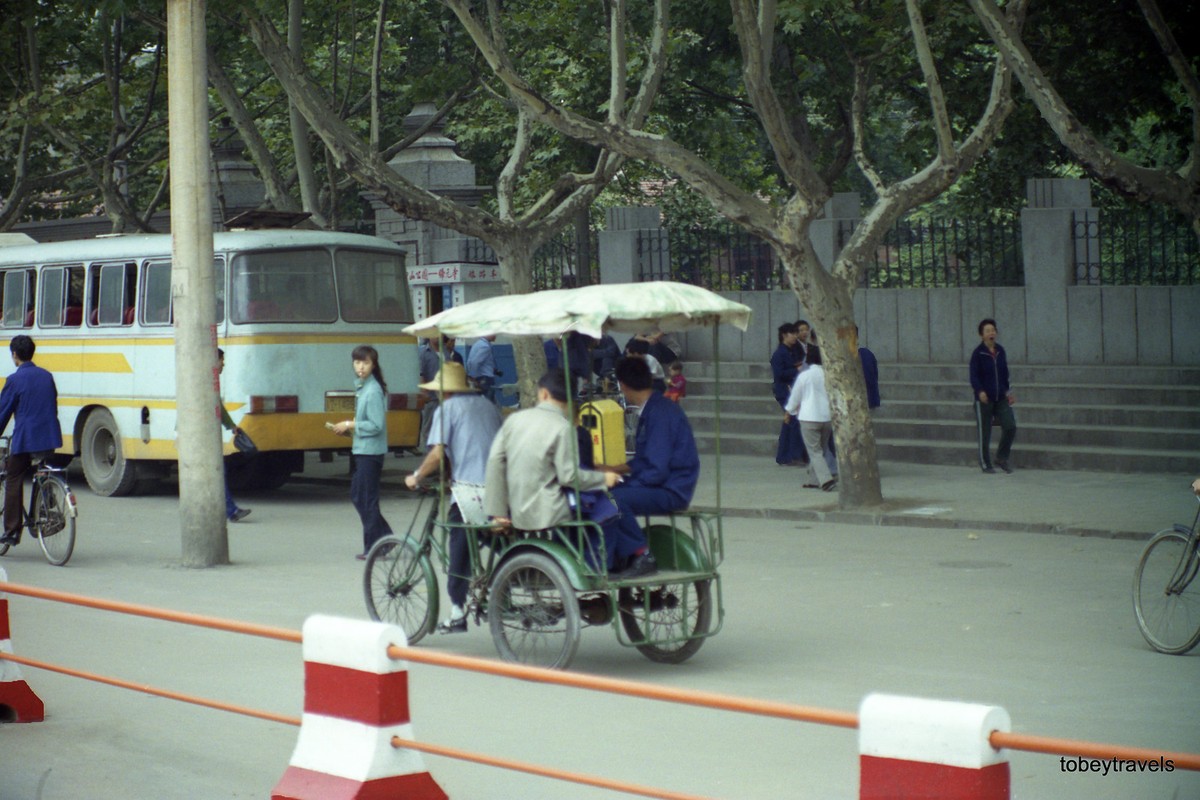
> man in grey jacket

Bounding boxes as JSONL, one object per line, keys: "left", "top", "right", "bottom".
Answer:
{"left": 484, "top": 371, "right": 620, "bottom": 551}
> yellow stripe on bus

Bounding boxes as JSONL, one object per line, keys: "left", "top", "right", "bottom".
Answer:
{"left": 219, "top": 333, "right": 418, "bottom": 346}
{"left": 55, "top": 397, "right": 177, "bottom": 410}
{"left": 34, "top": 338, "right": 173, "bottom": 347}
{"left": 30, "top": 352, "right": 134, "bottom": 373}
{"left": 28, "top": 332, "right": 416, "bottom": 349}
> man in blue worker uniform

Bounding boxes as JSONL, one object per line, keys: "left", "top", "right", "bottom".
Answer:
{"left": 0, "top": 335, "right": 63, "bottom": 545}
{"left": 605, "top": 357, "right": 699, "bottom": 578}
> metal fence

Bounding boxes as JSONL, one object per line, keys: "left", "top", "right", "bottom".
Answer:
{"left": 532, "top": 230, "right": 600, "bottom": 290}
{"left": 845, "top": 215, "right": 1024, "bottom": 288}
{"left": 636, "top": 217, "right": 1022, "bottom": 290}
{"left": 459, "top": 234, "right": 598, "bottom": 289}
{"left": 637, "top": 225, "right": 786, "bottom": 289}
{"left": 1073, "top": 206, "right": 1199, "bottom": 285}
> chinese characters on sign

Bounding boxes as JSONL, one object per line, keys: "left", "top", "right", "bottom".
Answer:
{"left": 406, "top": 265, "right": 502, "bottom": 286}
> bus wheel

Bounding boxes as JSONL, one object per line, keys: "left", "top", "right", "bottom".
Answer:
{"left": 80, "top": 409, "right": 139, "bottom": 497}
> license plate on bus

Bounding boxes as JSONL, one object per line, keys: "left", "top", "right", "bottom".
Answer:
{"left": 324, "top": 391, "right": 356, "bottom": 413}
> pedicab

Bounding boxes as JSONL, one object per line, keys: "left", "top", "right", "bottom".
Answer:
{"left": 363, "top": 281, "right": 751, "bottom": 669}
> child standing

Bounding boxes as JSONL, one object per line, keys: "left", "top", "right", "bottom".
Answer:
{"left": 664, "top": 361, "right": 687, "bottom": 403}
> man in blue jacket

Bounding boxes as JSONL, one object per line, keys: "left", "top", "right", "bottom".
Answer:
{"left": 969, "top": 318, "right": 1017, "bottom": 474}
{"left": 0, "top": 335, "right": 63, "bottom": 544}
{"left": 605, "top": 357, "right": 700, "bottom": 578}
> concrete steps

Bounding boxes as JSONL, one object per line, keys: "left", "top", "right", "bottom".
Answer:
{"left": 682, "top": 361, "right": 1200, "bottom": 474}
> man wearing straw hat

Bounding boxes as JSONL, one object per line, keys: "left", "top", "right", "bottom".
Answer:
{"left": 404, "top": 361, "right": 501, "bottom": 634}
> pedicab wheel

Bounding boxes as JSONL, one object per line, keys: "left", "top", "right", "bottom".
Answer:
{"left": 489, "top": 551, "right": 581, "bottom": 670}
{"left": 363, "top": 537, "right": 438, "bottom": 646}
{"left": 618, "top": 578, "right": 712, "bottom": 664}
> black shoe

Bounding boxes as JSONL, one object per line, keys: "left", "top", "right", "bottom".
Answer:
{"left": 611, "top": 551, "right": 657, "bottom": 580}
{"left": 821, "top": 479, "right": 838, "bottom": 492}
{"left": 981, "top": 466, "right": 996, "bottom": 474}
{"left": 437, "top": 616, "right": 468, "bottom": 634}
{"left": 996, "top": 460, "right": 1013, "bottom": 474}
{"left": 229, "top": 508, "right": 251, "bottom": 522}
{"left": 0, "top": 534, "right": 19, "bottom": 546}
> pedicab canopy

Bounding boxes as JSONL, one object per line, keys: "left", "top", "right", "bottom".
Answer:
{"left": 402, "top": 281, "right": 752, "bottom": 340}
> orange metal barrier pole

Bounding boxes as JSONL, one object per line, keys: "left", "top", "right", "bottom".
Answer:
{"left": 0, "top": 581, "right": 301, "bottom": 643}
{"left": 0, "top": 650, "right": 300, "bottom": 727}
{"left": 391, "top": 735, "right": 716, "bottom": 800}
{"left": 990, "top": 731, "right": 1200, "bottom": 772}
{"left": 387, "top": 644, "right": 859, "bottom": 728}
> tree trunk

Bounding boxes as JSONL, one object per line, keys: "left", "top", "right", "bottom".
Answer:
{"left": 494, "top": 241, "right": 548, "bottom": 408}
{"left": 288, "top": 0, "right": 326, "bottom": 226}
{"left": 780, "top": 250, "right": 883, "bottom": 509}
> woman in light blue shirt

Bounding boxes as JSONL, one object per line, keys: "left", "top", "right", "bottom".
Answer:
{"left": 332, "top": 345, "right": 392, "bottom": 557}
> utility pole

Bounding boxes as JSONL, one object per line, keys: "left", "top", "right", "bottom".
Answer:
{"left": 167, "top": 0, "right": 229, "bottom": 567}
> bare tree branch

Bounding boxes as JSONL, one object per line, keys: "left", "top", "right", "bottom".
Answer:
{"left": 905, "top": 0, "right": 955, "bottom": 164}
{"left": 969, "top": 0, "right": 1199, "bottom": 232}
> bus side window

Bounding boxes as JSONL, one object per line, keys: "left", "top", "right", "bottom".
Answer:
{"left": 65, "top": 266, "right": 85, "bottom": 327}
{"left": 142, "top": 261, "right": 173, "bottom": 325}
{"left": 1, "top": 269, "right": 36, "bottom": 329}
{"left": 38, "top": 267, "right": 67, "bottom": 327}
{"left": 90, "top": 262, "right": 137, "bottom": 326}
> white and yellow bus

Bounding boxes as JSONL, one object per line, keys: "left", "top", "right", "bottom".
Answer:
{"left": 0, "top": 229, "right": 419, "bottom": 495}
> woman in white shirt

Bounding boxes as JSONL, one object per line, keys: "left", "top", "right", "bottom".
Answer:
{"left": 783, "top": 345, "right": 837, "bottom": 492}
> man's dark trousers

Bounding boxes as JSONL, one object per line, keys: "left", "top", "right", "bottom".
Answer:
{"left": 3, "top": 453, "right": 32, "bottom": 539}
{"left": 974, "top": 398, "right": 1016, "bottom": 469}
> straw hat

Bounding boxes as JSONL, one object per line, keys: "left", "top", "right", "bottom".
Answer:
{"left": 418, "top": 361, "right": 477, "bottom": 393}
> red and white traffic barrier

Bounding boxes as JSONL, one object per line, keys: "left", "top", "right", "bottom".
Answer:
{"left": 0, "top": 566, "right": 45, "bottom": 723}
{"left": 272, "top": 615, "right": 447, "bottom": 800}
{"left": 859, "top": 693, "right": 1010, "bottom": 800}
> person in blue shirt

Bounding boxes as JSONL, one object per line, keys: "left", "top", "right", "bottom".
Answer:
{"left": 969, "top": 318, "right": 1017, "bottom": 474}
{"left": 404, "top": 361, "right": 502, "bottom": 634}
{"left": 856, "top": 326, "right": 881, "bottom": 411}
{"left": 0, "top": 335, "right": 63, "bottom": 545}
{"left": 466, "top": 335, "right": 499, "bottom": 402}
{"left": 332, "top": 345, "right": 393, "bottom": 557}
{"left": 604, "top": 357, "right": 700, "bottom": 578}
{"left": 770, "top": 322, "right": 808, "bottom": 466}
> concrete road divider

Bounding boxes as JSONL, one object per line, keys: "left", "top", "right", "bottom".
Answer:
{"left": 272, "top": 615, "right": 447, "bottom": 800}
{"left": 0, "top": 566, "right": 44, "bottom": 723}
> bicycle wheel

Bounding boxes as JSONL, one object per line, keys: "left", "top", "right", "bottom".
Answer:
{"left": 618, "top": 578, "right": 712, "bottom": 664}
{"left": 489, "top": 551, "right": 581, "bottom": 670}
{"left": 32, "top": 477, "right": 76, "bottom": 567}
{"left": 1133, "top": 528, "right": 1200, "bottom": 655}
{"left": 363, "top": 537, "right": 438, "bottom": 646}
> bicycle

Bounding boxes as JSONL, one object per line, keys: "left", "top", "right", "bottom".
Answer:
{"left": 1132, "top": 490, "right": 1200, "bottom": 655}
{"left": 363, "top": 486, "right": 498, "bottom": 648}
{"left": 0, "top": 438, "right": 79, "bottom": 567}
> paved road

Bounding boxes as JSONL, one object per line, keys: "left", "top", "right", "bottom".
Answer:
{"left": 1, "top": 457, "right": 1198, "bottom": 799}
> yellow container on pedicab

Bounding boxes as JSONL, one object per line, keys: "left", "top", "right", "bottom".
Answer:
{"left": 577, "top": 399, "right": 626, "bottom": 467}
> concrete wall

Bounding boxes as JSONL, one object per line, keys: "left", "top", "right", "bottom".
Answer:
{"left": 671, "top": 180, "right": 1200, "bottom": 367}
{"left": 681, "top": 283, "right": 1200, "bottom": 366}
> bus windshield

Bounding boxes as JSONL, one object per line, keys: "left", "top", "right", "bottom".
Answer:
{"left": 231, "top": 248, "right": 338, "bottom": 323}
{"left": 230, "top": 247, "right": 408, "bottom": 323}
